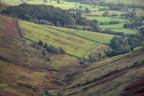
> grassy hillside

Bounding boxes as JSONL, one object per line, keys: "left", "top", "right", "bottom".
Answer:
{"left": 84, "top": 16, "right": 126, "bottom": 22}
{"left": 84, "top": 16, "right": 138, "bottom": 34}
{"left": 0, "top": 15, "right": 80, "bottom": 68}
{"left": 1, "top": 0, "right": 95, "bottom": 10}
{"left": 48, "top": 25, "right": 113, "bottom": 44}
{"left": 60, "top": 47, "right": 144, "bottom": 96}
{"left": 19, "top": 20, "right": 113, "bottom": 58}
{"left": 100, "top": 23, "right": 138, "bottom": 34}
{"left": 2, "top": 0, "right": 144, "bottom": 4}
{"left": 0, "top": 15, "right": 85, "bottom": 96}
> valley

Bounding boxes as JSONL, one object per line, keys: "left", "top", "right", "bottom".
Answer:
{"left": 0, "top": 0, "right": 144, "bottom": 96}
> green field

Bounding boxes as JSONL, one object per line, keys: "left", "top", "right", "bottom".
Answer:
{"left": 2, "top": 0, "right": 97, "bottom": 10}
{"left": 85, "top": 11, "right": 123, "bottom": 17}
{"left": 84, "top": 15, "right": 137, "bottom": 34}
{"left": 48, "top": 26, "right": 113, "bottom": 44}
{"left": 101, "top": 0, "right": 144, "bottom": 4}
{"left": 100, "top": 23, "right": 138, "bottom": 34}
{"left": 85, "top": 16, "right": 126, "bottom": 22}
{"left": 19, "top": 21, "right": 113, "bottom": 58}
{"left": 19, "top": 21, "right": 95, "bottom": 58}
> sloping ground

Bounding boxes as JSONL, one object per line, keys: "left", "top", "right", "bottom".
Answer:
{"left": 0, "top": 15, "right": 79, "bottom": 69}
{"left": 60, "top": 47, "right": 144, "bottom": 96}
{"left": 47, "top": 25, "right": 113, "bottom": 44}
{"left": 0, "top": 3, "right": 9, "bottom": 12}
{"left": 0, "top": 15, "right": 20, "bottom": 39}
{"left": 0, "top": 60, "right": 55, "bottom": 96}
{"left": 0, "top": 36, "right": 57, "bottom": 96}
{"left": 18, "top": 20, "right": 99, "bottom": 58}
{"left": 0, "top": 15, "right": 84, "bottom": 95}
{"left": 121, "top": 79, "right": 144, "bottom": 96}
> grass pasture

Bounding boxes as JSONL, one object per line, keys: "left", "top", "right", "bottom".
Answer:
{"left": 101, "top": 0, "right": 144, "bottom": 4}
{"left": 19, "top": 20, "right": 113, "bottom": 58}
{"left": 1, "top": 0, "right": 22, "bottom": 5}
{"left": 85, "top": 16, "right": 126, "bottom": 22}
{"left": 47, "top": 26, "right": 113, "bottom": 44}
{"left": 84, "top": 15, "right": 137, "bottom": 34}
{"left": 2, "top": 0, "right": 97, "bottom": 10}
{"left": 100, "top": 23, "right": 138, "bottom": 34}
{"left": 19, "top": 21, "right": 98, "bottom": 58}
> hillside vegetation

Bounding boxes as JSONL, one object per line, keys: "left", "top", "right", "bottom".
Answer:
{"left": 0, "top": 15, "right": 79, "bottom": 69}
{"left": 1, "top": 4, "right": 97, "bottom": 27}
{"left": 19, "top": 20, "right": 113, "bottom": 58}
{"left": 0, "top": 0, "right": 144, "bottom": 96}
{"left": 60, "top": 47, "right": 144, "bottom": 96}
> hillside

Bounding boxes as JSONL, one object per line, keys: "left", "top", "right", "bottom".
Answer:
{"left": 60, "top": 47, "right": 144, "bottom": 96}
{"left": 18, "top": 20, "right": 112, "bottom": 58}
{"left": 0, "top": 0, "right": 144, "bottom": 96}
{"left": 0, "top": 15, "right": 84, "bottom": 96}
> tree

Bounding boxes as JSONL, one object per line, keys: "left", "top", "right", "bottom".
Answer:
{"left": 38, "top": 40, "right": 43, "bottom": 46}
{"left": 102, "top": 10, "right": 111, "bottom": 16}
{"left": 107, "top": 35, "right": 132, "bottom": 56}
{"left": 43, "top": 0, "right": 48, "bottom": 3}
{"left": 1, "top": 4, "right": 98, "bottom": 28}
{"left": 42, "top": 90, "right": 50, "bottom": 96}
{"left": 21, "top": 0, "right": 26, "bottom": 3}
{"left": 85, "top": 8, "right": 90, "bottom": 13}
{"left": 139, "top": 26, "right": 144, "bottom": 36}
{"left": 57, "top": 0, "right": 63, "bottom": 4}
{"left": 139, "top": 26, "right": 144, "bottom": 41}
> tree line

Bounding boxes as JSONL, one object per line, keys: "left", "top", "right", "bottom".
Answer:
{"left": 107, "top": 26, "right": 144, "bottom": 56}
{"left": 32, "top": 40, "right": 65, "bottom": 56}
{"left": 80, "top": 26, "right": 144, "bottom": 64}
{"left": 1, "top": 4, "right": 98, "bottom": 28}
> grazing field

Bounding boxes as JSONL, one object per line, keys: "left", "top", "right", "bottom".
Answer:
{"left": 3, "top": 0, "right": 144, "bottom": 5}
{"left": 100, "top": 23, "right": 138, "bottom": 34}
{"left": 84, "top": 16, "right": 126, "bottom": 22}
{"left": 101, "top": 0, "right": 144, "bottom": 4}
{"left": 84, "top": 15, "right": 138, "bottom": 34}
{"left": 48, "top": 26, "right": 113, "bottom": 44}
{"left": 1, "top": 0, "right": 22, "bottom": 5}
{"left": 2, "top": 0, "right": 96, "bottom": 10}
{"left": 19, "top": 21, "right": 101, "bottom": 58}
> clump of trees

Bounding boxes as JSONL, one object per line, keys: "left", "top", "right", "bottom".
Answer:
{"left": 123, "top": 17, "right": 143, "bottom": 29}
{"left": 107, "top": 27, "right": 144, "bottom": 56}
{"left": 107, "top": 35, "right": 132, "bottom": 56}
{"left": 1, "top": 4, "right": 98, "bottom": 28}
{"left": 79, "top": 25, "right": 144, "bottom": 64}
{"left": 34, "top": 40, "right": 65, "bottom": 54}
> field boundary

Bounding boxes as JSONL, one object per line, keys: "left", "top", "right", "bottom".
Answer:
{"left": 16, "top": 22, "right": 84, "bottom": 59}
{"left": 45, "top": 26, "right": 108, "bottom": 45}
